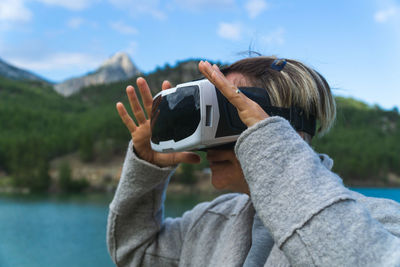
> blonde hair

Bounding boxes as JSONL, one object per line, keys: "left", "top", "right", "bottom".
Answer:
{"left": 222, "top": 56, "right": 336, "bottom": 137}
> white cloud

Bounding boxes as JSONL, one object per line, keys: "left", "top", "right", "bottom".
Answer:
{"left": 108, "top": 0, "right": 166, "bottom": 20}
{"left": 260, "top": 27, "right": 285, "bottom": 45}
{"left": 173, "top": 0, "right": 235, "bottom": 11}
{"left": 8, "top": 52, "right": 103, "bottom": 73}
{"left": 110, "top": 21, "right": 138, "bottom": 35}
{"left": 66, "top": 17, "right": 98, "bottom": 29}
{"left": 0, "top": 38, "right": 107, "bottom": 81}
{"left": 67, "top": 17, "right": 85, "bottom": 28}
{"left": 217, "top": 22, "right": 242, "bottom": 41}
{"left": 0, "top": 0, "right": 96, "bottom": 28}
{"left": 36, "top": 0, "right": 97, "bottom": 11}
{"left": 245, "top": 0, "right": 268, "bottom": 19}
{"left": 0, "top": 0, "right": 32, "bottom": 22}
{"left": 374, "top": 6, "right": 400, "bottom": 23}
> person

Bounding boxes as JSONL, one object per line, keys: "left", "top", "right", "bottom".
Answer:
{"left": 107, "top": 56, "right": 400, "bottom": 266}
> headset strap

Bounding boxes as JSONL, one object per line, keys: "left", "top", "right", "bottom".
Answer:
{"left": 265, "top": 106, "right": 316, "bottom": 136}
{"left": 238, "top": 87, "right": 316, "bottom": 136}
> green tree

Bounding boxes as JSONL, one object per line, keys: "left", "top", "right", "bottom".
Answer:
{"left": 79, "top": 132, "right": 94, "bottom": 162}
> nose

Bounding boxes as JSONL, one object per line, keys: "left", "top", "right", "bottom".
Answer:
{"left": 207, "top": 149, "right": 231, "bottom": 162}
{"left": 206, "top": 149, "right": 219, "bottom": 160}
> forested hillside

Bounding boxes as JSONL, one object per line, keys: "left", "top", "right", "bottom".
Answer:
{"left": 0, "top": 59, "right": 399, "bottom": 192}
{"left": 313, "top": 97, "right": 400, "bottom": 185}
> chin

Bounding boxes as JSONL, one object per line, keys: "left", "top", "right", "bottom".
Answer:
{"left": 210, "top": 170, "right": 249, "bottom": 194}
{"left": 210, "top": 172, "right": 230, "bottom": 191}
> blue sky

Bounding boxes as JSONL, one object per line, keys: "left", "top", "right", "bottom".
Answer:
{"left": 0, "top": 0, "right": 399, "bottom": 110}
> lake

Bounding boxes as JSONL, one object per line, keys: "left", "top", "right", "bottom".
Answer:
{"left": 0, "top": 188, "right": 399, "bottom": 267}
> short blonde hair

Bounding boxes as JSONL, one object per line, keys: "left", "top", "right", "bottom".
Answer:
{"left": 222, "top": 56, "right": 336, "bottom": 136}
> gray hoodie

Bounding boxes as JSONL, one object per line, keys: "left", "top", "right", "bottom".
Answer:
{"left": 107, "top": 116, "right": 400, "bottom": 266}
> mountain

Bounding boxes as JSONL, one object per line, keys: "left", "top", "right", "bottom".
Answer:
{"left": 0, "top": 58, "right": 49, "bottom": 84}
{"left": 54, "top": 52, "right": 140, "bottom": 96}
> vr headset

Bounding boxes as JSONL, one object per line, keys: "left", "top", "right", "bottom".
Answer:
{"left": 150, "top": 79, "right": 316, "bottom": 152}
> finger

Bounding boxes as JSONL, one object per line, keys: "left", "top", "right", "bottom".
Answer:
{"left": 116, "top": 102, "right": 137, "bottom": 133}
{"left": 199, "top": 61, "right": 243, "bottom": 105}
{"left": 177, "top": 152, "right": 201, "bottom": 164}
{"left": 126, "top": 85, "right": 147, "bottom": 124}
{"left": 156, "top": 152, "right": 201, "bottom": 166}
{"left": 136, "top": 77, "right": 153, "bottom": 118}
{"left": 162, "top": 80, "right": 172, "bottom": 90}
{"left": 199, "top": 61, "right": 249, "bottom": 112}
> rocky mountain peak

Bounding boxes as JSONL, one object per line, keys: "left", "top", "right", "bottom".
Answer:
{"left": 54, "top": 52, "right": 140, "bottom": 97}
{"left": 101, "top": 52, "right": 132, "bottom": 69}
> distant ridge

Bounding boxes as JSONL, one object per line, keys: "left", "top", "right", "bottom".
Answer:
{"left": 54, "top": 52, "right": 140, "bottom": 96}
{"left": 0, "top": 58, "right": 49, "bottom": 83}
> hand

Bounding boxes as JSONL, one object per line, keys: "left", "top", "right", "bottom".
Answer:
{"left": 116, "top": 77, "right": 201, "bottom": 167}
{"left": 198, "top": 61, "right": 269, "bottom": 127}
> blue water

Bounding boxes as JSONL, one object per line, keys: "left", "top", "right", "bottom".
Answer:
{"left": 0, "top": 194, "right": 115, "bottom": 267}
{"left": 0, "top": 188, "right": 399, "bottom": 267}
{"left": 352, "top": 188, "right": 400, "bottom": 203}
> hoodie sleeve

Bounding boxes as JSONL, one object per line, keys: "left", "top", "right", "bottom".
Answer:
{"left": 106, "top": 141, "right": 210, "bottom": 267}
{"left": 235, "top": 116, "right": 400, "bottom": 267}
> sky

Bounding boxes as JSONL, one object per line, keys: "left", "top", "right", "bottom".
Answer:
{"left": 0, "top": 0, "right": 399, "bottom": 110}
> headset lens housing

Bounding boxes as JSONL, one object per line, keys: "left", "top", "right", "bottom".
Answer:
{"left": 151, "top": 85, "right": 201, "bottom": 144}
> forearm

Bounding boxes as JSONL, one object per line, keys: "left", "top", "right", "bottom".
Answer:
{"left": 107, "top": 141, "right": 176, "bottom": 266}
{"left": 236, "top": 117, "right": 400, "bottom": 266}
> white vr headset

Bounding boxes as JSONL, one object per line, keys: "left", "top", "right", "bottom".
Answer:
{"left": 150, "top": 79, "right": 316, "bottom": 152}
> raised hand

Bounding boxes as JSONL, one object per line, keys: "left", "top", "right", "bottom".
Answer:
{"left": 116, "top": 77, "right": 200, "bottom": 167}
{"left": 198, "top": 61, "right": 269, "bottom": 127}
